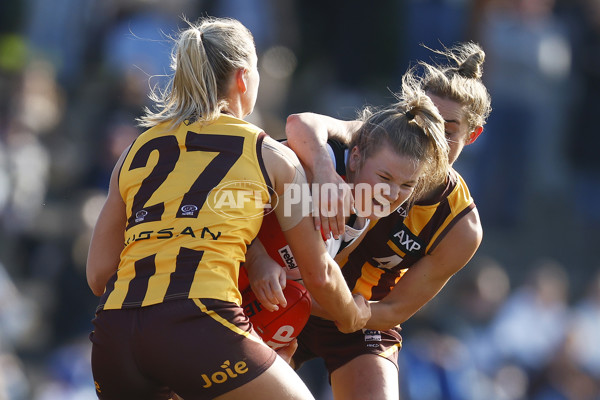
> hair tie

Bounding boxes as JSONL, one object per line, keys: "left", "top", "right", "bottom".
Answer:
{"left": 405, "top": 110, "right": 415, "bottom": 121}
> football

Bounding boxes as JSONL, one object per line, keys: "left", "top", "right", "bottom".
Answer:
{"left": 241, "top": 280, "right": 312, "bottom": 350}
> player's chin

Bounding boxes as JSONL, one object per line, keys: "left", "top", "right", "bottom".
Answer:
{"left": 369, "top": 199, "right": 394, "bottom": 219}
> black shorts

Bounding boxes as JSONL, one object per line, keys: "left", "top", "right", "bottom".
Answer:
{"left": 90, "top": 298, "right": 276, "bottom": 400}
{"left": 293, "top": 315, "right": 402, "bottom": 377}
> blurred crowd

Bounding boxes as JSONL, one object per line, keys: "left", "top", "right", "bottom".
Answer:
{"left": 0, "top": 0, "right": 598, "bottom": 399}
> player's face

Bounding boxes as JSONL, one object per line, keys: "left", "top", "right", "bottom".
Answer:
{"left": 348, "top": 144, "right": 422, "bottom": 220}
{"left": 429, "top": 94, "right": 470, "bottom": 165}
{"left": 243, "top": 52, "right": 260, "bottom": 117}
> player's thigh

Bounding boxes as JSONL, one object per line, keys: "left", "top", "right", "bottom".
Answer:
{"left": 331, "top": 354, "right": 399, "bottom": 400}
{"left": 215, "top": 356, "right": 315, "bottom": 400}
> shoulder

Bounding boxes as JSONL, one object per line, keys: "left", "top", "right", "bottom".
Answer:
{"left": 261, "top": 136, "right": 307, "bottom": 195}
{"left": 449, "top": 169, "right": 474, "bottom": 205}
{"left": 431, "top": 205, "right": 482, "bottom": 259}
{"left": 262, "top": 136, "right": 301, "bottom": 170}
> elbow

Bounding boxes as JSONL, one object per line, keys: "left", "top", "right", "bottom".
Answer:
{"left": 286, "top": 113, "right": 303, "bottom": 126}
{"left": 89, "top": 281, "right": 105, "bottom": 297}
{"left": 285, "top": 114, "right": 302, "bottom": 138}
{"left": 285, "top": 113, "right": 312, "bottom": 139}
{"left": 302, "top": 271, "right": 329, "bottom": 292}
{"left": 86, "top": 272, "right": 105, "bottom": 297}
{"left": 301, "top": 265, "right": 334, "bottom": 296}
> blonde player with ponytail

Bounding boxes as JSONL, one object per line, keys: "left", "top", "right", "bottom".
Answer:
{"left": 86, "top": 17, "right": 370, "bottom": 400}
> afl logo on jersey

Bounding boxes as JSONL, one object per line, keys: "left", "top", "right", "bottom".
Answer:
{"left": 135, "top": 210, "right": 148, "bottom": 223}
{"left": 208, "top": 180, "right": 278, "bottom": 220}
{"left": 180, "top": 204, "right": 198, "bottom": 216}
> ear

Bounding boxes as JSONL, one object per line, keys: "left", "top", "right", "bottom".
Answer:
{"left": 347, "top": 146, "right": 361, "bottom": 173}
{"left": 235, "top": 68, "right": 248, "bottom": 94}
{"left": 466, "top": 126, "right": 483, "bottom": 145}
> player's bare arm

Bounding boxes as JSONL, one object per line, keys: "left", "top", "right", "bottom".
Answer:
{"left": 245, "top": 239, "right": 288, "bottom": 311}
{"left": 366, "top": 209, "right": 483, "bottom": 330}
{"left": 261, "top": 136, "right": 370, "bottom": 333}
{"left": 86, "top": 150, "right": 128, "bottom": 296}
{"left": 286, "top": 113, "right": 359, "bottom": 239}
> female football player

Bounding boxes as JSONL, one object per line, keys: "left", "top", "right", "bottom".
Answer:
{"left": 85, "top": 16, "right": 371, "bottom": 400}
{"left": 250, "top": 42, "right": 492, "bottom": 400}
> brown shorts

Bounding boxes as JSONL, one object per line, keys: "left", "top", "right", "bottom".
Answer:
{"left": 293, "top": 316, "right": 402, "bottom": 377}
{"left": 90, "top": 298, "right": 276, "bottom": 400}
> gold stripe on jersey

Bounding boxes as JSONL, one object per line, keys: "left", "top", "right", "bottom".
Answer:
{"left": 336, "top": 169, "right": 474, "bottom": 301}
{"left": 99, "top": 115, "right": 271, "bottom": 311}
{"left": 192, "top": 299, "right": 265, "bottom": 345}
{"left": 379, "top": 342, "right": 402, "bottom": 359}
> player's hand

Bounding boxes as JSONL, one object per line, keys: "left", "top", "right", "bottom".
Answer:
{"left": 335, "top": 294, "right": 371, "bottom": 333}
{"left": 246, "top": 258, "right": 287, "bottom": 312}
{"left": 311, "top": 166, "right": 354, "bottom": 240}
{"left": 275, "top": 338, "right": 298, "bottom": 365}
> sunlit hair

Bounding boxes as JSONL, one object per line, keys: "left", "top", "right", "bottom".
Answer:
{"left": 348, "top": 69, "right": 450, "bottom": 204}
{"left": 137, "top": 17, "right": 256, "bottom": 128}
{"left": 421, "top": 42, "right": 492, "bottom": 132}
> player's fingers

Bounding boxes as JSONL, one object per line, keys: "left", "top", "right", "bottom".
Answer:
{"left": 273, "top": 291, "right": 287, "bottom": 309}
{"left": 335, "top": 212, "right": 345, "bottom": 238}
{"left": 278, "top": 272, "right": 287, "bottom": 290}
{"left": 275, "top": 338, "right": 298, "bottom": 364}
{"left": 334, "top": 191, "right": 347, "bottom": 236}
{"left": 255, "top": 287, "right": 279, "bottom": 312}
{"left": 270, "top": 281, "right": 287, "bottom": 308}
{"left": 320, "top": 216, "right": 332, "bottom": 239}
{"left": 328, "top": 216, "right": 341, "bottom": 240}
{"left": 322, "top": 214, "right": 339, "bottom": 239}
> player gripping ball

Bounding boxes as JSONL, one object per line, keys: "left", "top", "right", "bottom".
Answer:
{"left": 239, "top": 268, "right": 311, "bottom": 350}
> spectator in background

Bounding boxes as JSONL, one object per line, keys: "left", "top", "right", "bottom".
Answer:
{"left": 470, "top": 0, "right": 572, "bottom": 228}
{"left": 474, "top": 258, "right": 571, "bottom": 398}
{"left": 563, "top": 0, "right": 600, "bottom": 233}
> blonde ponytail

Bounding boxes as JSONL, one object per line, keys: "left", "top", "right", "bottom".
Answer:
{"left": 138, "top": 17, "right": 256, "bottom": 128}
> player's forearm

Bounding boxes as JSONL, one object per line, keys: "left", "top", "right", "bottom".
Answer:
{"left": 286, "top": 113, "right": 332, "bottom": 172}
{"left": 245, "top": 239, "right": 271, "bottom": 271}
{"left": 308, "top": 298, "right": 335, "bottom": 320}
{"left": 364, "top": 301, "right": 414, "bottom": 331}
{"left": 86, "top": 203, "right": 125, "bottom": 296}
{"left": 301, "top": 259, "right": 368, "bottom": 332}
{"left": 365, "top": 284, "right": 447, "bottom": 330}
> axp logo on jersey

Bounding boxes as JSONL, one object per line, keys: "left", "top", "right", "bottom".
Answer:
{"left": 391, "top": 227, "right": 422, "bottom": 253}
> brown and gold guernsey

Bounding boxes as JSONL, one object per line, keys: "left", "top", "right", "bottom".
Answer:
{"left": 99, "top": 115, "right": 272, "bottom": 311}
{"left": 335, "top": 168, "right": 475, "bottom": 301}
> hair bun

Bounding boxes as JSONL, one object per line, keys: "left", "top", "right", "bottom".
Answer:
{"left": 456, "top": 43, "right": 485, "bottom": 80}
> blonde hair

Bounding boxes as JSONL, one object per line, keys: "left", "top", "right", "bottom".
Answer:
{"left": 421, "top": 42, "right": 492, "bottom": 132}
{"left": 138, "top": 17, "right": 256, "bottom": 128}
{"left": 349, "top": 69, "right": 450, "bottom": 203}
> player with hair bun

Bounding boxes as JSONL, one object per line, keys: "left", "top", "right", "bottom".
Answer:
{"left": 242, "top": 69, "right": 450, "bottom": 354}
{"left": 255, "top": 42, "right": 492, "bottom": 399}
{"left": 242, "top": 62, "right": 450, "bottom": 358}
